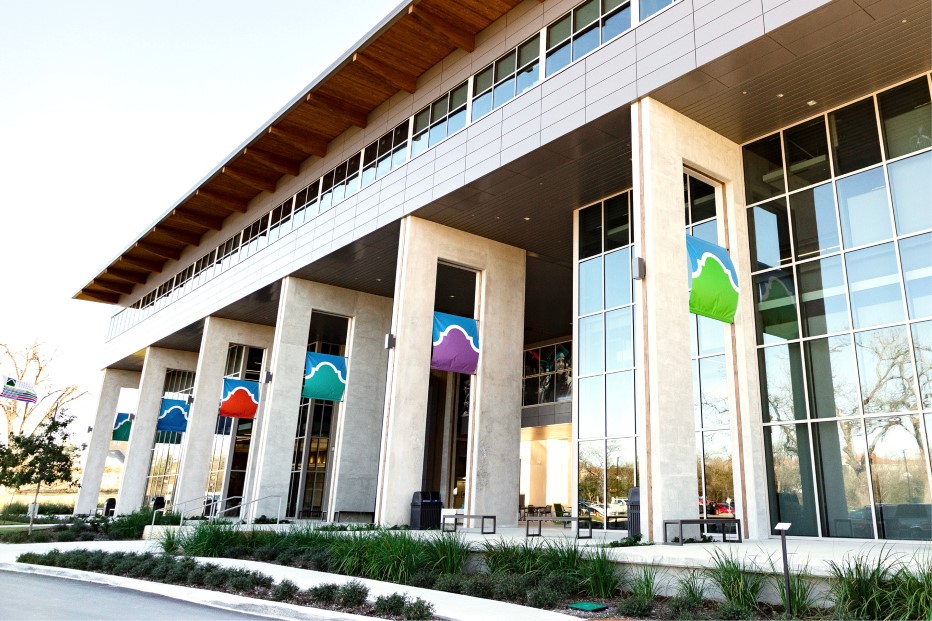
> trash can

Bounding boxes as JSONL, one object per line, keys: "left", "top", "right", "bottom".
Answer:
{"left": 152, "top": 496, "right": 166, "bottom": 513}
{"left": 627, "top": 487, "right": 641, "bottom": 538}
{"left": 410, "top": 491, "right": 442, "bottom": 530}
{"left": 104, "top": 498, "right": 116, "bottom": 517}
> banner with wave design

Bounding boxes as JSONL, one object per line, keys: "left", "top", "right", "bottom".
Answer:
{"left": 157, "top": 398, "right": 190, "bottom": 432}
{"left": 430, "top": 311, "right": 480, "bottom": 375}
{"left": 218, "top": 378, "right": 260, "bottom": 419}
{"left": 687, "top": 234, "right": 739, "bottom": 324}
{"left": 111, "top": 412, "right": 134, "bottom": 441}
{"left": 303, "top": 352, "right": 348, "bottom": 402}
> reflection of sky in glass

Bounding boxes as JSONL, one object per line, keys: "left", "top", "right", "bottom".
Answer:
{"left": 760, "top": 343, "right": 806, "bottom": 422}
{"left": 899, "top": 233, "right": 932, "bottom": 320}
{"left": 889, "top": 152, "right": 932, "bottom": 234}
{"left": 838, "top": 167, "right": 892, "bottom": 248}
{"left": 790, "top": 183, "right": 839, "bottom": 259}
{"left": 606, "top": 371, "right": 635, "bottom": 437}
{"left": 578, "top": 376, "right": 605, "bottom": 439}
{"left": 911, "top": 321, "right": 932, "bottom": 409}
{"left": 845, "top": 243, "right": 904, "bottom": 329}
{"left": 699, "top": 355, "right": 730, "bottom": 428}
{"left": 798, "top": 255, "right": 849, "bottom": 336}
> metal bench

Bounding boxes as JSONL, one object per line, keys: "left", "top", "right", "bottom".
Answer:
{"left": 526, "top": 516, "right": 592, "bottom": 539}
{"left": 441, "top": 513, "right": 496, "bottom": 534}
{"left": 663, "top": 518, "right": 742, "bottom": 545}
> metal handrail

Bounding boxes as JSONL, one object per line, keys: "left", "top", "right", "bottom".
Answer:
{"left": 150, "top": 494, "right": 216, "bottom": 527}
{"left": 210, "top": 495, "right": 282, "bottom": 524}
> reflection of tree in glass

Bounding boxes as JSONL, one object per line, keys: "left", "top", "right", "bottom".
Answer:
{"left": 771, "top": 426, "right": 802, "bottom": 497}
{"left": 856, "top": 327, "right": 917, "bottom": 414}
{"left": 865, "top": 416, "right": 928, "bottom": 505}
{"left": 912, "top": 324, "right": 932, "bottom": 408}
{"left": 578, "top": 444, "right": 604, "bottom": 503}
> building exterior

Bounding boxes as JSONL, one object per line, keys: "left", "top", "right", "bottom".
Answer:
{"left": 74, "top": 0, "right": 931, "bottom": 542}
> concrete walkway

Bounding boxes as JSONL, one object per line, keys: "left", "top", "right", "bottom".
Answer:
{"left": 0, "top": 539, "right": 576, "bottom": 621}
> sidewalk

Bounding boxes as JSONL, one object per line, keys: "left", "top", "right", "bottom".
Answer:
{"left": 0, "top": 540, "right": 576, "bottom": 621}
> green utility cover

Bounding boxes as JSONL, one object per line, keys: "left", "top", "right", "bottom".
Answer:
{"left": 568, "top": 602, "right": 608, "bottom": 612}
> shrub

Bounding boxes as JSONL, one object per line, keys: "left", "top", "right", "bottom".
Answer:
{"left": 272, "top": 579, "right": 300, "bottom": 602}
{"left": 204, "top": 569, "right": 229, "bottom": 588}
{"left": 583, "top": 546, "right": 621, "bottom": 598}
{"left": 338, "top": 580, "right": 369, "bottom": 607}
{"left": 104, "top": 510, "right": 156, "bottom": 540}
{"left": 374, "top": 593, "right": 408, "bottom": 616}
{"left": 433, "top": 572, "right": 465, "bottom": 594}
{"left": 675, "top": 569, "right": 707, "bottom": 608}
{"left": 713, "top": 601, "right": 754, "bottom": 620}
{"left": 408, "top": 568, "right": 436, "bottom": 589}
{"left": 617, "top": 595, "right": 654, "bottom": 618}
{"left": 630, "top": 566, "right": 662, "bottom": 601}
{"left": 540, "top": 538, "right": 585, "bottom": 581}
{"left": 890, "top": 556, "right": 932, "bottom": 621}
{"left": 308, "top": 583, "right": 340, "bottom": 604}
{"left": 363, "top": 531, "right": 429, "bottom": 583}
{"left": 275, "top": 548, "right": 299, "bottom": 566}
{"left": 766, "top": 556, "right": 814, "bottom": 617}
{"left": 708, "top": 548, "right": 765, "bottom": 613}
{"left": 482, "top": 539, "right": 544, "bottom": 576}
{"left": 254, "top": 545, "right": 279, "bottom": 562}
{"left": 424, "top": 532, "right": 471, "bottom": 575}
{"left": 492, "top": 572, "right": 530, "bottom": 602}
{"left": 539, "top": 571, "right": 572, "bottom": 600}
{"left": 403, "top": 597, "right": 434, "bottom": 621}
{"left": 462, "top": 573, "right": 495, "bottom": 599}
{"left": 177, "top": 521, "right": 243, "bottom": 557}
{"left": 527, "top": 586, "right": 561, "bottom": 609}
{"left": 30, "top": 533, "right": 51, "bottom": 543}
{"left": 187, "top": 567, "right": 207, "bottom": 586}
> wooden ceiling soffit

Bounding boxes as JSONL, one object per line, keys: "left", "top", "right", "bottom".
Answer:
{"left": 80, "top": 288, "right": 121, "bottom": 304}
{"left": 95, "top": 278, "right": 135, "bottom": 295}
{"left": 104, "top": 267, "right": 148, "bottom": 285}
{"left": 266, "top": 126, "right": 328, "bottom": 158}
{"left": 120, "top": 255, "right": 165, "bottom": 272}
{"left": 243, "top": 147, "right": 300, "bottom": 177}
{"left": 172, "top": 207, "right": 226, "bottom": 231}
{"left": 153, "top": 225, "right": 202, "bottom": 246}
{"left": 194, "top": 188, "right": 248, "bottom": 213}
{"left": 407, "top": 4, "right": 476, "bottom": 52}
{"left": 221, "top": 166, "right": 278, "bottom": 193}
{"left": 305, "top": 93, "right": 369, "bottom": 129}
{"left": 135, "top": 241, "right": 183, "bottom": 261}
{"left": 352, "top": 52, "right": 417, "bottom": 93}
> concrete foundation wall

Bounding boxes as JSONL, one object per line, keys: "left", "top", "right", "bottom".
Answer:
{"left": 376, "top": 216, "right": 525, "bottom": 526}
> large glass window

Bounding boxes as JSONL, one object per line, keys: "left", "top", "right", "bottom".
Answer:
{"left": 473, "top": 35, "right": 540, "bottom": 121}
{"left": 747, "top": 73, "right": 932, "bottom": 540}
{"left": 523, "top": 341, "right": 572, "bottom": 406}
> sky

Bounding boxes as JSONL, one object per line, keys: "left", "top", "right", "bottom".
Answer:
{"left": 0, "top": 0, "right": 397, "bottom": 447}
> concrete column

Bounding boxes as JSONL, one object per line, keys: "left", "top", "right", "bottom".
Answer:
{"left": 74, "top": 368, "right": 140, "bottom": 515}
{"left": 115, "top": 347, "right": 198, "bottom": 515}
{"left": 632, "top": 97, "right": 760, "bottom": 540}
{"left": 376, "top": 216, "right": 525, "bottom": 526}
{"left": 247, "top": 277, "right": 392, "bottom": 520}
{"left": 172, "top": 317, "right": 274, "bottom": 511}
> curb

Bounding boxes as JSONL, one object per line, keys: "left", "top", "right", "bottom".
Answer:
{"left": 0, "top": 561, "right": 375, "bottom": 621}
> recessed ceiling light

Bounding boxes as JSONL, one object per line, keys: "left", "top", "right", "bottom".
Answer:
{"left": 449, "top": 295, "right": 455, "bottom": 298}
{"left": 742, "top": 91, "right": 747, "bottom": 95}
{"left": 902, "top": 18, "right": 907, "bottom": 23}
{"left": 807, "top": 100, "right": 817, "bottom": 106}
{"left": 523, "top": 217, "right": 531, "bottom": 221}
{"left": 376, "top": 278, "right": 381, "bottom": 282}
{"left": 776, "top": 93, "right": 784, "bottom": 98}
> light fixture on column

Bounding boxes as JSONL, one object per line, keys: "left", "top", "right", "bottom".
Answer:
{"left": 632, "top": 256, "right": 646, "bottom": 280}
{"left": 384, "top": 333, "right": 396, "bottom": 350}
{"left": 87, "top": 426, "right": 93, "bottom": 433}
{"left": 186, "top": 394, "right": 194, "bottom": 405}
{"left": 264, "top": 371, "right": 273, "bottom": 384}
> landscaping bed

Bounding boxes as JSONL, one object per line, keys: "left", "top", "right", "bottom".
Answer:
{"left": 0, "top": 509, "right": 180, "bottom": 544}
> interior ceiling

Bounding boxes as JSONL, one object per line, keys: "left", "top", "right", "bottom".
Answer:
{"left": 652, "top": 0, "right": 931, "bottom": 143}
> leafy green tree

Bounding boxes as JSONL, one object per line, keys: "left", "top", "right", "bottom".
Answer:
{"left": 0, "top": 410, "right": 78, "bottom": 533}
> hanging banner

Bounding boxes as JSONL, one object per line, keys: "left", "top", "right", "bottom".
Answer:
{"left": 686, "top": 234, "right": 739, "bottom": 324}
{"left": 430, "top": 311, "right": 480, "bottom": 375}
{"left": 218, "top": 378, "right": 259, "bottom": 419}
{"left": 111, "top": 412, "right": 134, "bottom": 441}
{"left": 1, "top": 376, "right": 37, "bottom": 404}
{"left": 156, "top": 398, "right": 190, "bottom": 433}
{"left": 302, "top": 352, "right": 347, "bottom": 402}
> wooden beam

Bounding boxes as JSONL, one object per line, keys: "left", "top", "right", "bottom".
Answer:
{"left": 153, "top": 225, "right": 201, "bottom": 246}
{"left": 407, "top": 4, "right": 475, "bottom": 52}
{"left": 243, "top": 147, "right": 300, "bottom": 177}
{"left": 352, "top": 52, "right": 417, "bottom": 93}
{"left": 95, "top": 279, "right": 135, "bottom": 295}
{"left": 82, "top": 288, "right": 121, "bottom": 304}
{"left": 266, "top": 126, "right": 328, "bottom": 158}
{"left": 195, "top": 188, "right": 247, "bottom": 213}
{"left": 135, "top": 241, "right": 182, "bottom": 261}
{"left": 120, "top": 255, "right": 165, "bottom": 272}
{"left": 104, "top": 268, "right": 148, "bottom": 285}
{"left": 221, "top": 166, "right": 277, "bottom": 193}
{"left": 305, "top": 93, "right": 369, "bottom": 129}
{"left": 172, "top": 207, "right": 225, "bottom": 231}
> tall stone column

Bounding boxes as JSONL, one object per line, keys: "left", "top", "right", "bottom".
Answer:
{"left": 115, "top": 348, "right": 198, "bottom": 515}
{"left": 172, "top": 317, "right": 274, "bottom": 512}
{"left": 246, "top": 277, "right": 392, "bottom": 521}
{"left": 376, "top": 217, "right": 525, "bottom": 526}
{"left": 631, "top": 97, "right": 764, "bottom": 540}
{"left": 74, "top": 368, "right": 140, "bottom": 515}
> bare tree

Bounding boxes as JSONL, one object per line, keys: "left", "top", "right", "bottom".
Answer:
{"left": 1, "top": 343, "right": 85, "bottom": 442}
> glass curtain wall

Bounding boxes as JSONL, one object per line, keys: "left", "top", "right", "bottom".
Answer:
{"left": 576, "top": 190, "right": 637, "bottom": 529}
{"left": 205, "top": 344, "right": 264, "bottom": 516}
{"left": 746, "top": 74, "right": 932, "bottom": 540}
{"left": 524, "top": 340, "right": 573, "bottom": 406}
{"left": 143, "top": 369, "right": 196, "bottom": 507}
{"left": 685, "top": 174, "right": 738, "bottom": 519}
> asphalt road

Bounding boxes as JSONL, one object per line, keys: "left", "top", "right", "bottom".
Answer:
{"left": 0, "top": 571, "right": 279, "bottom": 620}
